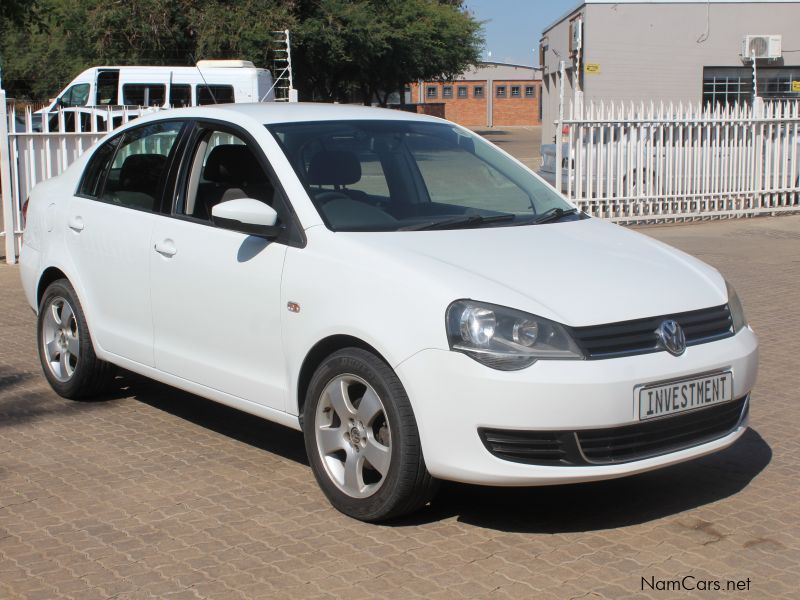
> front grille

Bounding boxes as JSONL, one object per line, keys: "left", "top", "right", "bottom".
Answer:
{"left": 479, "top": 395, "right": 747, "bottom": 466}
{"left": 569, "top": 304, "right": 734, "bottom": 359}
{"left": 577, "top": 396, "right": 747, "bottom": 464}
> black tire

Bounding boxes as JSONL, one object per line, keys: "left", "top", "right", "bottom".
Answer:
{"left": 303, "top": 347, "right": 438, "bottom": 522}
{"left": 37, "top": 279, "right": 116, "bottom": 399}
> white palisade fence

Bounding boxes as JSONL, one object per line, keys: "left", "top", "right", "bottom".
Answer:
{"left": 555, "top": 100, "right": 800, "bottom": 223}
{"left": 0, "top": 91, "right": 156, "bottom": 262}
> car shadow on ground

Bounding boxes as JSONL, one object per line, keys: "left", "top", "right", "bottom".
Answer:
{"left": 116, "top": 371, "right": 310, "bottom": 466}
{"left": 113, "top": 371, "right": 771, "bottom": 533}
{"left": 400, "top": 428, "right": 771, "bottom": 533}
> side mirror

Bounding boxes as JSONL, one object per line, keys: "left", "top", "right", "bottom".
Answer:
{"left": 211, "top": 198, "right": 282, "bottom": 238}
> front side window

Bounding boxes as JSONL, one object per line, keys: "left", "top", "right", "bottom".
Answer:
{"left": 100, "top": 121, "right": 184, "bottom": 211}
{"left": 122, "top": 83, "right": 166, "bottom": 107}
{"left": 60, "top": 84, "right": 90, "bottom": 108}
{"left": 180, "top": 129, "right": 276, "bottom": 221}
{"left": 197, "top": 84, "right": 235, "bottom": 105}
{"left": 268, "top": 120, "right": 571, "bottom": 232}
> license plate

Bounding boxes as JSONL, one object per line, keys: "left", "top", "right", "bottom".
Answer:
{"left": 638, "top": 371, "right": 733, "bottom": 421}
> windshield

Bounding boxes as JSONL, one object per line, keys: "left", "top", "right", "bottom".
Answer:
{"left": 267, "top": 120, "right": 575, "bottom": 231}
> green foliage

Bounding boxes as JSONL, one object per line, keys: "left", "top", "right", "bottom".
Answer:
{"left": 0, "top": 0, "right": 482, "bottom": 104}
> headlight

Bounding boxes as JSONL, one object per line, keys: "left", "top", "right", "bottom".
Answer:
{"left": 726, "top": 280, "right": 748, "bottom": 333}
{"left": 446, "top": 300, "right": 583, "bottom": 370}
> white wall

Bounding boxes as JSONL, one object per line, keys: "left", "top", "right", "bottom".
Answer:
{"left": 541, "top": 1, "right": 800, "bottom": 140}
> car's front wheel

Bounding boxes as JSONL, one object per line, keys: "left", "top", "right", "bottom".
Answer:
{"left": 37, "top": 279, "right": 115, "bottom": 399}
{"left": 303, "top": 348, "right": 437, "bottom": 522}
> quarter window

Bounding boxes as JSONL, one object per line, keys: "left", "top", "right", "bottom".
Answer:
{"left": 197, "top": 84, "right": 235, "bottom": 105}
{"left": 170, "top": 84, "right": 192, "bottom": 107}
{"left": 79, "top": 136, "right": 121, "bottom": 197}
{"left": 99, "top": 121, "right": 184, "bottom": 211}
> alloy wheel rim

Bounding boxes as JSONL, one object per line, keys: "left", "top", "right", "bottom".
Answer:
{"left": 314, "top": 374, "right": 391, "bottom": 499}
{"left": 41, "top": 296, "right": 79, "bottom": 382}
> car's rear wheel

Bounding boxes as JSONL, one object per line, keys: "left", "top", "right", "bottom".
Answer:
{"left": 37, "top": 279, "right": 115, "bottom": 399}
{"left": 303, "top": 348, "right": 437, "bottom": 522}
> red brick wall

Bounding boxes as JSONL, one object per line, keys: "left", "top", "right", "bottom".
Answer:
{"left": 491, "top": 80, "right": 541, "bottom": 126}
{"left": 408, "top": 80, "right": 541, "bottom": 127}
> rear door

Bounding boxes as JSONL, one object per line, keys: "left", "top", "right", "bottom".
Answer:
{"left": 65, "top": 120, "right": 186, "bottom": 366}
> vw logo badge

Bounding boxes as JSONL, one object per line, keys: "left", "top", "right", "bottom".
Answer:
{"left": 656, "top": 320, "right": 686, "bottom": 356}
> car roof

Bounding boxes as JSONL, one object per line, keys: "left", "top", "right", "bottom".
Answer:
{"left": 131, "top": 102, "right": 445, "bottom": 126}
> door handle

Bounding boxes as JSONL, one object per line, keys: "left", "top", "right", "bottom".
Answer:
{"left": 154, "top": 239, "right": 177, "bottom": 257}
{"left": 67, "top": 216, "right": 84, "bottom": 232}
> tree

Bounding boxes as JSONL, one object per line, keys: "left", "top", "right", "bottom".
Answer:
{"left": 293, "top": 0, "right": 483, "bottom": 105}
{"left": 0, "top": 0, "right": 483, "bottom": 104}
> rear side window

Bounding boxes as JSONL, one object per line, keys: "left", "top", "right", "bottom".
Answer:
{"left": 99, "top": 121, "right": 184, "bottom": 211}
{"left": 79, "top": 136, "right": 121, "bottom": 197}
{"left": 170, "top": 84, "right": 192, "bottom": 107}
{"left": 197, "top": 84, "right": 235, "bottom": 105}
{"left": 122, "top": 83, "right": 166, "bottom": 107}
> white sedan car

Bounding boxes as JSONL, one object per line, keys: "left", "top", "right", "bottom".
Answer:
{"left": 19, "top": 104, "right": 759, "bottom": 521}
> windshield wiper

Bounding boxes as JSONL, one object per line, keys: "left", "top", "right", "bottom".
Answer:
{"left": 401, "top": 213, "right": 516, "bottom": 231}
{"left": 526, "top": 207, "right": 579, "bottom": 225}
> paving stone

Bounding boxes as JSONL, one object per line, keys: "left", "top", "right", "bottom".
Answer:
{"left": 1, "top": 214, "right": 799, "bottom": 598}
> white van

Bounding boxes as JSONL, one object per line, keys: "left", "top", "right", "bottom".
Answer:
{"left": 43, "top": 60, "right": 275, "bottom": 112}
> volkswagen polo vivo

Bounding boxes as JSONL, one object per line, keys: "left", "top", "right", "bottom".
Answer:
{"left": 19, "top": 104, "right": 759, "bottom": 521}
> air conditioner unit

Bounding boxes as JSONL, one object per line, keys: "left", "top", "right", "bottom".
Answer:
{"left": 742, "top": 35, "right": 782, "bottom": 60}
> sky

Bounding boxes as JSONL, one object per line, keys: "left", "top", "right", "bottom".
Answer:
{"left": 464, "top": 0, "right": 577, "bottom": 66}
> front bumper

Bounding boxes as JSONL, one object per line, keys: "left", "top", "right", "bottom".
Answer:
{"left": 395, "top": 327, "right": 758, "bottom": 485}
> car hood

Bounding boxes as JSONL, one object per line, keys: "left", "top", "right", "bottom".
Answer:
{"left": 343, "top": 218, "right": 727, "bottom": 327}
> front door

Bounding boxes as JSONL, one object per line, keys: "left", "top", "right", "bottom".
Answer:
{"left": 150, "top": 125, "right": 289, "bottom": 410}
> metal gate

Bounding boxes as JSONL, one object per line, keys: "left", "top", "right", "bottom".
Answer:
{"left": 551, "top": 99, "right": 800, "bottom": 223}
{"left": 1, "top": 84, "right": 154, "bottom": 263}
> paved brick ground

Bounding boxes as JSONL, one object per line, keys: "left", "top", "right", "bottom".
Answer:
{"left": 1, "top": 215, "right": 799, "bottom": 599}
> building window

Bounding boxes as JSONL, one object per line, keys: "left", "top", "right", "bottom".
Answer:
{"left": 511, "top": 86, "right": 521, "bottom": 97}
{"left": 457, "top": 86, "right": 468, "bottom": 98}
{"left": 473, "top": 86, "right": 484, "bottom": 98}
{"left": 426, "top": 86, "right": 438, "bottom": 99}
{"left": 525, "top": 86, "right": 535, "bottom": 98}
{"left": 702, "top": 66, "right": 800, "bottom": 107}
{"left": 496, "top": 86, "right": 507, "bottom": 98}
{"left": 442, "top": 85, "right": 453, "bottom": 99}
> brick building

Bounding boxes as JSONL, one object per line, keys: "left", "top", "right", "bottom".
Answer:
{"left": 408, "top": 62, "right": 541, "bottom": 128}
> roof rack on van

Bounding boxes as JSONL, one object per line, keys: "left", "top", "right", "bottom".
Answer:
{"left": 196, "top": 60, "right": 255, "bottom": 69}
